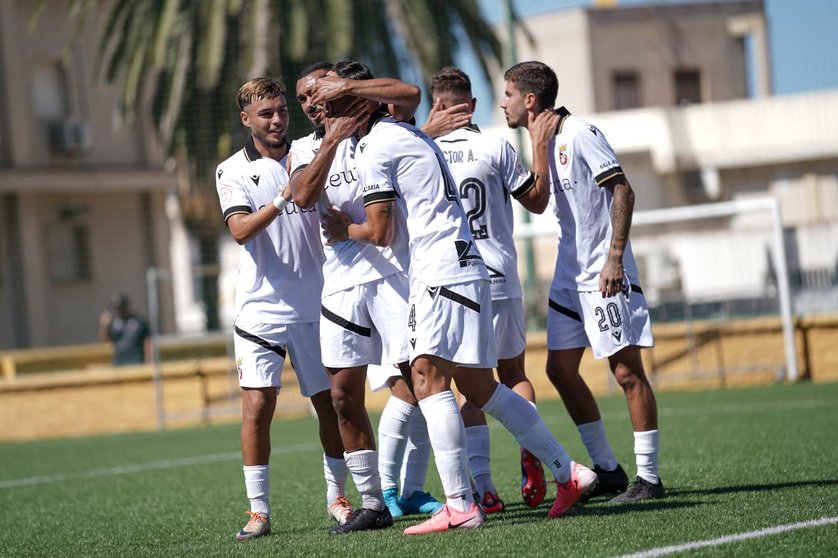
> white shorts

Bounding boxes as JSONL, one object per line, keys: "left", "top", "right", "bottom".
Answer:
{"left": 408, "top": 279, "right": 497, "bottom": 368}
{"left": 492, "top": 297, "right": 527, "bottom": 360}
{"left": 320, "top": 274, "right": 410, "bottom": 369}
{"left": 366, "top": 364, "right": 402, "bottom": 392}
{"left": 546, "top": 284, "right": 655, "bottom": 359}
{"left": 233, "top": 321, "right": 330, "bottom": 396}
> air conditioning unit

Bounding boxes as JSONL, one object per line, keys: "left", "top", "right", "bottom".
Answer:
{"left": 48, "top": 120, "right": 92, "bottom": 153}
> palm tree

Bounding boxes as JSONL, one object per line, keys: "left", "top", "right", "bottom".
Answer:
{"left": 40, "top": 0, "right": 510, "bottom": 330}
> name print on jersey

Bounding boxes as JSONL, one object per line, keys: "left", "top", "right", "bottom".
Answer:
{"left": 441, "top": 148, "right": 477, "bottom": 164}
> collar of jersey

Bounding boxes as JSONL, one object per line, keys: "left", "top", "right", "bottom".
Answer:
{"left": 244, "top": 136, "right": 262, "bottom": 161}
{"left": 555, "top": 106, "right": 571, "bottom": 135}
{"left": 366, "top": 108, "right": 393, "bottom": 134}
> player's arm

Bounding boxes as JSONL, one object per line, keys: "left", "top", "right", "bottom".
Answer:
{"left": 320, "top": 200, "right": 396, "bottom": 247}
{"left": 311, "top": 76, "right": 421, "bottom": 122}
{"left": 98, "top": 311, "right": 113, "bottom": 342}
{"left": 289, "top": 99, "right": 369, "bottom": 209}
{"left": 600, "top": 179, "right": 635, "bottom": 297}
{"left": 581, "top": 123, "right": 635, "bottom": 297}
{"left": 226, "top": 186, "right": 291, "bottom": 245}
{"left": 517, "top": 108, "right": 560, "bottom": 214}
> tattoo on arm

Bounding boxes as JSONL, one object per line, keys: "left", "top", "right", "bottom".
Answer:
{"left": 609, "top": 182, "right": 635, "bottom": 255}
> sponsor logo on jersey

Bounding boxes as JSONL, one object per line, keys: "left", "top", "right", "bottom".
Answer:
{"left": 217, "top": 168, "right": 224, "bottom": 179}
{"left": 559, "top": 143, "right": 568, "bottom": 166}
{"left": 327, "top": 168, "right": 359, "bottom": 190}
{"left": 515, "top": 160, "right": 529, "bottom": 177}
{"left": 454, "top": 240, "right": 484, "bottom": 268}
{"left": 250, "top": 174, "right": 260, "bottom": 186}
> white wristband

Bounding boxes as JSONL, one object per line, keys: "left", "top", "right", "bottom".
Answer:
{"left": 273, "top": 195, "right": 289, "bottom": 210}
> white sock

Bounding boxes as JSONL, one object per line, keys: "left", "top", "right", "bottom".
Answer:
{"left": 377, "top": 396, "right": 414, "bottom": 491}
{"left": 634, "top": 430, "right": 660, "bottom": 484}
{"left": 418, "top": 391, "right": 473, "bottom": 508}
{"left": 323, "top": 454, "right": 349, "bottom": 505}
{"left": 344, "top": 449, "right": 384, "bottom": 511}
{"left": 465, "top": 425, "right": 496, "bottom": 496}
{"left": 400, "top": 407, "right": 432, "bottom": 498}
{"left": 578, "top": 420, "right": 619, "bottom": 471}
{"left": 481, "top": 383, "right": 572, "bottom": 483}
{"left": 243, "top": 464, "right": 270, "bottom": 515}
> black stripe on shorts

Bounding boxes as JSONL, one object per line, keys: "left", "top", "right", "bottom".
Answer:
{"left": 234, "top": 325, "right": 287, "bottom": 358}
{"left": 321, "top": 305, "right": 372, "bottom": 337}
{"left": 548, "top": 298, "right": 582, "bottom": 322}
{"left": 438, "top": 286, "right": 480, "bottom": 312}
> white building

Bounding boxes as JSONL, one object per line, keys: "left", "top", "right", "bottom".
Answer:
{"left": 488, "top": 0, "right": 838, "bottom": 317}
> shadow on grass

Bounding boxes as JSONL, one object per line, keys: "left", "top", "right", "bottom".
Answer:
{"left": 665, "top": 479, "right": 838, "bottom": 497}
{"left": 489, "top": 478, "right": 838, "bottom": 524}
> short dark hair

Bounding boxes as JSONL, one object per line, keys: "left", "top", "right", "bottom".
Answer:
{"left": 504, "top": 61, "right": 558, "bottom": 108}
{"left": 333, "top": 60, "right": 374, "bottom": 81}
{"left": 236, "top": 77, "right": 286, "bottom": 110}
{"left": 298, "top": 61, "right": 333, "bottom": 80}
{"left": 430, "top": 66, "right": 472, "bottom": 97}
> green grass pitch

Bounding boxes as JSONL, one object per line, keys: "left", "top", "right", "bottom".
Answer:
{"left": 2, "top": 382, "right": 837, "bottom": 557}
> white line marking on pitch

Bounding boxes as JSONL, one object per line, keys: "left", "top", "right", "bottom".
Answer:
{"left": 614, "top": 516, "right": 838, "bottom": 558}
{"left": 0, "top": 442, "right": 319, "bottom": 489}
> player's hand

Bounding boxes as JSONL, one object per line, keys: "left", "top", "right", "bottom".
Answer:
{"left": 310, "top": 76, "right": 350, "bottom": 107}
{"left": 421, "top": 99, "right": 471, "bottom": 138}
{"left": 599, "top": 257, "right": 625, "bottom": 298}
{"left": 322, "top": 96, "right": 369, "bottom": 142}
{"left": 278, "top": 186, "right": 292, "bottom": 203}
{"left": 528, "top": 108, "right": 560, "bottom": 147}
{"left": 320, "top": 205, "right": 353, "bottom": 245}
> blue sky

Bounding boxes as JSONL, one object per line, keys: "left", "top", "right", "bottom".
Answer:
{"left": 453, "top": 0, "right": 838, "bottom": 125}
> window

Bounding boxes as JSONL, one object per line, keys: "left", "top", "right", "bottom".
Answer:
{"left": 47, "top": 206, "right": 91, "bottom": 283}
{"left": 674, "top": 69, "right": 702, "bottom": 105}
{"left": 612, "top": 70, "right": 641, "bottom": 110}
{"left": 31, "top": 60, "right": 68, "bottom": 120}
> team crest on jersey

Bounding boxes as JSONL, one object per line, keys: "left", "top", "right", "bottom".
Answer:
{"left": 454, "top": 240, "right": 484, "bottom": 268}
{"left": 559, "top": 144, "right": 569, "bottom": 165}
{"left": 250, "top": 174, "right": 260, "bottom": 186}
{"left": 219, "top": 186, "right": 232, "bottom": 206}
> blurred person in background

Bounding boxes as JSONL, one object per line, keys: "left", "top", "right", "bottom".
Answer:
{"left": 425, "top": 66, "right": 557, "bottom": 514}
{"left": 99, "top": 294, "right": 150, "bottom": 366}
{"left": 502, "top": 60, "right": 664, "bottom": 503}
{"left": 216, "top": 77, "right": 352, "bottom": 541}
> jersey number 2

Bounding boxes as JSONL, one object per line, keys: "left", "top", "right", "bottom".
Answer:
{"left": 459, "top": 177, "right": 489, "bottom": 240}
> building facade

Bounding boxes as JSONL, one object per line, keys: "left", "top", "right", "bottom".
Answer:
{"left": 0, "top": 1, "right": 176, "bottom": 349}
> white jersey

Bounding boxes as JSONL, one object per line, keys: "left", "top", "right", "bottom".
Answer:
{"left": 289, "top": 132, "right": 408, "bottom": 297}
{"left": 548, "top": 107, "right": 640, "bottom": 291}
{"left": 436, "top": 126, "right": 534, "bottom": 300}
{"left": 215, "top": 138, "right": 324, "bottom": 328}
{"left": 356, "top": 114, "right": 487, "bottom": 286}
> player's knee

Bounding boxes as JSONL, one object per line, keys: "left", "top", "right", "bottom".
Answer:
{"left": 612, "top": 364, "right": 643, "bottom": 392}
{"left": 546, "top": 362, "right": 574, "bottom": 388}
